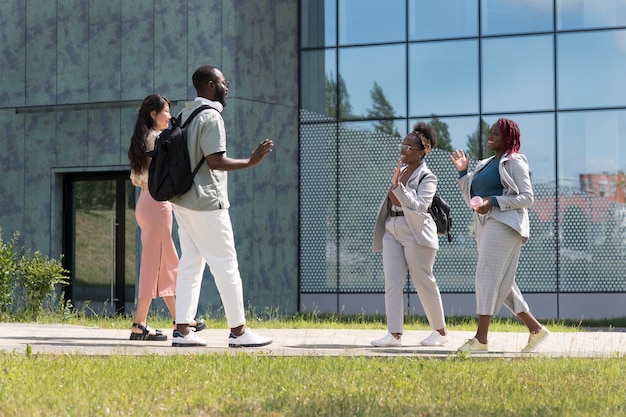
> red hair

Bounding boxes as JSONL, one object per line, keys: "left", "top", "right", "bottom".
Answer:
{"left": 497, "top": 118, "right": 521, "bottom": 155}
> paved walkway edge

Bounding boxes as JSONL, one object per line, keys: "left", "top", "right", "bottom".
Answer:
{"left": 1, "top": 323, "right": 625, "bottom": 357}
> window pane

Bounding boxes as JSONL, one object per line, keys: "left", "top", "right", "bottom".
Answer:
{"left": 301, "top": 0, "right": 336, "bottom": 48}
{"left": 481, "top": 0, "right": 554, "bottom": 35}
{"left": 426, "top": 116, "right": 481, "bottom": 153}
{"left": 557, "top": 30, "right": 626, "bottom": 109}
{"left": 339, "top": 45, "right": 406, "bottom": 119}
{"left": 408, "top": 0, "right": 478, "bottom": 40}
{"left": 409, "top": 40, "right": 479, "bottom": 117}
{"left": 484, "top": 114, "right": 558, "bottom": 292}
{"left": 337, "top": 122, "right": 399, "bottom": 291}
{"left": 338, "top": 0, "right": 405, "bottom": 45}
{"left": 557, "top": 110, "right": 626, "bottom": 291}
{"left": 557, "top": 0, "right": 626, "bottom": 30}
{"left": 300, "top": 49, "right": 336, "bottom": 118}
{"left": 482, "top": 35, "right": 554, "bottom": 113}
{"left": 406, "top": 116, "right": 483, "bottom": 291}
{"left": 300, "top": 121, "right": 338, "bottom": 291}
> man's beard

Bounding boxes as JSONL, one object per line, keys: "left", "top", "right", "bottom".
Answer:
{"left": 215, "top": 87, "right": 227, "bottom": 107}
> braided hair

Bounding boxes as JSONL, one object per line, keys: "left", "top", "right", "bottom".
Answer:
{"left": 497, "top": 118, "right": 521, "bottom": 155}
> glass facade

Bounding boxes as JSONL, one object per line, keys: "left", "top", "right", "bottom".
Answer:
{"left": 299, "top": 0, "right": 626, "bottom": 299}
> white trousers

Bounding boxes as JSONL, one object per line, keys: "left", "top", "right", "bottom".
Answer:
{"left": 172, "top": 205, "right": 245, "bottom": 328}
{"left": 382, "top": 216, "right": 446, "bottom": 334}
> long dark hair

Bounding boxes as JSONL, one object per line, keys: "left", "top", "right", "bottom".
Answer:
{"left": 128, "top": 94, "right": 170, "bottom": 174}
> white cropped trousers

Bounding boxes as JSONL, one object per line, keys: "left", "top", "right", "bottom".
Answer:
{"left": 172, "top": 205, "right": 246, "bottom": 328}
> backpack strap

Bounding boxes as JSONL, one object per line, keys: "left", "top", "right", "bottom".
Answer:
{"left": 417, "top": 172, "right": 453, "bottom": 242}
{"left": 417, "top": 172, "right": 433, "bottom": 185}
{"left": 180, "top": 105, "right": 216, "bottom": 174}
{"left": 179, "top": 104, "right": 215, "bottom": 128}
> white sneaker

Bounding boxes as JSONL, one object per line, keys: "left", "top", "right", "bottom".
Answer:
{"left": 371, "top": 333, "right": 402, "bottom": 347}
{"left": 420, "top": 330, "right": 449, "bottom": 346}
{"left": 228, "top": 328, "right": 272, "bottom": 348}
{"left": 172, "top": 330, "right": 207, "bottom": 347}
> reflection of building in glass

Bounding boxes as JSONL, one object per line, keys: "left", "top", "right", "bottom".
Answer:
{"left": 579, "top": 171, "right": 626, "bottom": 202}
{"left": 300, "top": 0, "right": 626, "bottom": 320}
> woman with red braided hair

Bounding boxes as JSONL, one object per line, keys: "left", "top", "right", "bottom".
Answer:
{"left": 450, "top": 118, "right": 549, "bottom": 353}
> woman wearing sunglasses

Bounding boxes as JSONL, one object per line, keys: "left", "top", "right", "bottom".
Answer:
{"left": 371, "top": 122, "right": 449, "bottom": 348}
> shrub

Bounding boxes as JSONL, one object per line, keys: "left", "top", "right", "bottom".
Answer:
{"left": 0, "top": 228, "right": 68, "bottom": 318}
{"left": 0, "top": 230, "right": 21, "bottom": 313}
{"left": 14, "top": 251, "right": 68, "bottom": 318}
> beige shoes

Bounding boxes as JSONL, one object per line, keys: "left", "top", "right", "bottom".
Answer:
{"left": 457, "top": 337, "right": 488, "bottom": 352}
{"left": 522, "top": 326, "right": 550, "bottom": 353}
{"left": 457, "top": 326, "right": 550, "bottom": 353}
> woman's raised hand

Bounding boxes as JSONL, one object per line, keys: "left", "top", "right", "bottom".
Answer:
{"left": 450, "top": 149, "right": 470, "bottom": 172}
{"left": 392, "top": 158, "right": 402, "bottom": 187}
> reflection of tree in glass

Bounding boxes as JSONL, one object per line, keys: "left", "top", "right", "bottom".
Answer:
{"left": 428, "top": 115, "right": 453, "bottom": 152}
{"left": 76, "top": 182, "right": 116, "bottom": 211}
{"left": 325, "top": 72, "right": 353, "bottom": 119}
{"left": 367, "top": 82, "right": 400, "bottom": 137}
{"left": 466, "top": 118, "right": 494, "bottom": 159}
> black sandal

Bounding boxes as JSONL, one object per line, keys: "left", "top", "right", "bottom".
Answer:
{"left": 130, "top": 323, "right": 167, "bottom": 341}
{"left": 173, "top": 319, "right": 206, "bottom": 332}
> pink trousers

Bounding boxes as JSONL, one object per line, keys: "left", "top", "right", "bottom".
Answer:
{"left": 135, "top": 186, "right": 178, "bottom": 299}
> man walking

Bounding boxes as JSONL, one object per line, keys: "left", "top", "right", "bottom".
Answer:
{"left": 170, "top": 65, "right": 273, "bottom": 348}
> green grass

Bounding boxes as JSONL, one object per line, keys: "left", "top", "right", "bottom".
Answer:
{"left": 1, "top": 351, "right": 625, "bottom": 416}
{"left": 2, "top": 313, "right": 626, "bottom": 416}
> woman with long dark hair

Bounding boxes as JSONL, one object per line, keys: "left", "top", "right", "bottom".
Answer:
{"left": 128, "top": 94, "right": 205, "bottom": 340}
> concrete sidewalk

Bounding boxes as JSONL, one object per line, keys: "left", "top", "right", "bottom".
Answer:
{"left": 1, "top": 323, "right": 625, "bottom": 358}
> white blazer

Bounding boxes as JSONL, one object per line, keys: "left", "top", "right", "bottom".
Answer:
{"left": 458, "top": 153, "right": 534, "bottom": 244}
{"left": 372, "top": 162, "right": 439, "bottom": 252}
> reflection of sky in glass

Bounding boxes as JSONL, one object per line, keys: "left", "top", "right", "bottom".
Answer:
{"left": 411, "top": 114, "right": 556, "bottom": 184}
{"left": 558, "top": 111, "right": 626, "bottom": 188}
{"left": 412, "top": 116, "right": 480, "bottom": 151}
{"left": 495, "top": 113, "right": 556, "bottom": 184}
{"left": 408, "top": 0, "right": 478, "bottom": 40}
{"left": 301, "top": 0, "right": 626, "bottom": 189}
{"left": 482, "top": 35, "right": 554, "bottom": 113}
{"left": 339, "top": 45, "right": 406, "bottom": 118}
{"left": 409, "top": 40, "right": 478, "bottom": 116}
{"left": 558, "top": 30, "right": 626, "bottom": 109}
{"left": 557, "top": 0, "right": 626, "bottom": 30}
{"left": 481, "top": 0, "right": 553, "bottom": 35}
{"left": 338, "top": 0, "right": 405, "bottom": 45}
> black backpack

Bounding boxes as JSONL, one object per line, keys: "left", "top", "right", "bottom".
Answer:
{"left": 418, "top": 173, "right": 452, "bottom": 242}
{"left": 147, "top": 105, "right": 214, "bottom": 201}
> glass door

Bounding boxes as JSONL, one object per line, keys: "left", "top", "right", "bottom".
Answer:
{"left": 62, "top": 172, "right": 136, "bottom": 315}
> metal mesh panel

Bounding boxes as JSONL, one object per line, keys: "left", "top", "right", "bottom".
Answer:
{"left": 300, "top": 114, "right": 626, "bottom": 294}
{"left": 300, "top": 112, "right": 338, "bottom": 291}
